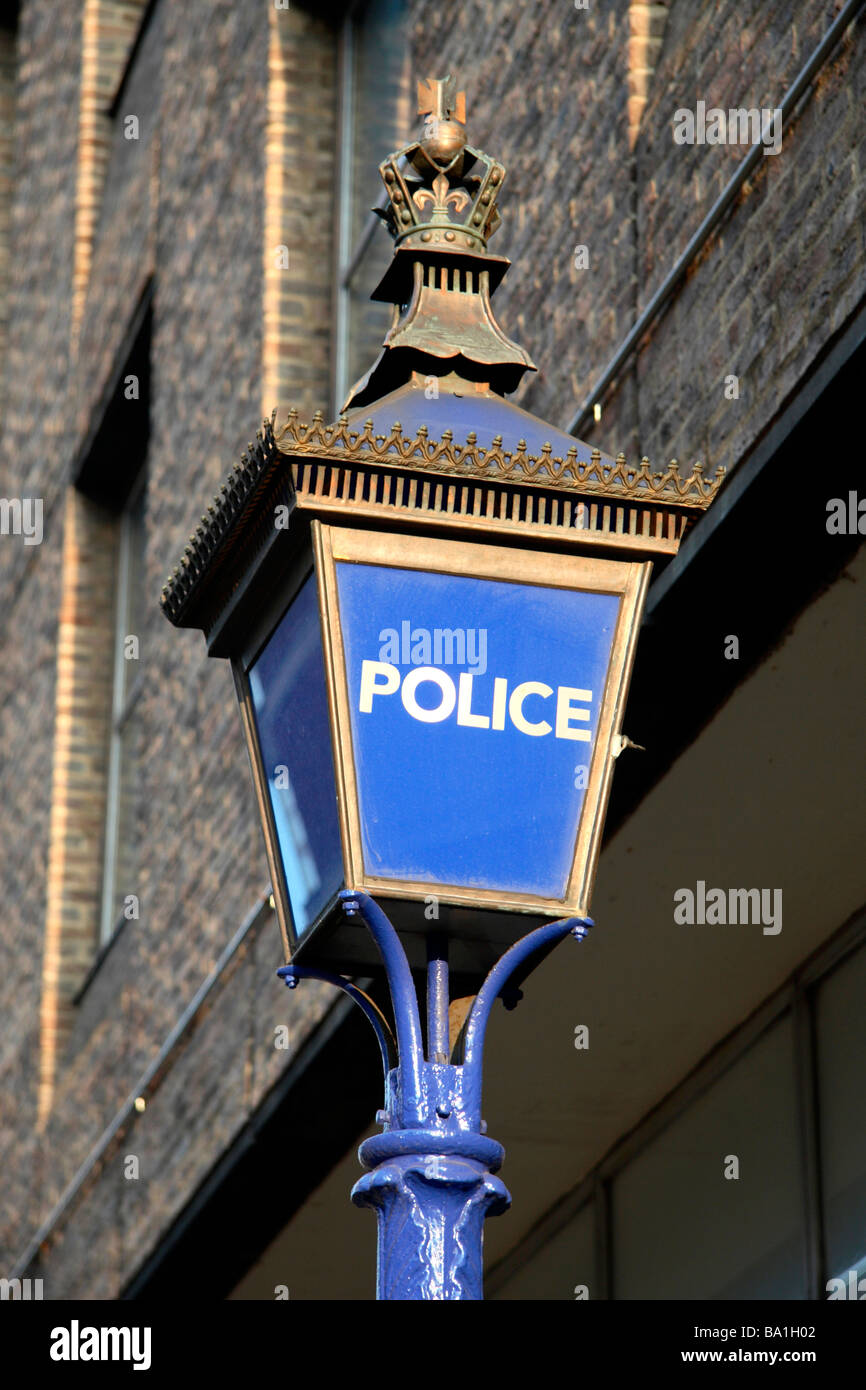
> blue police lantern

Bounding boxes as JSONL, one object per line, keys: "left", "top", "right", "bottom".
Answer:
{"left": 161, "top": 75, "right": 722, "bottom": 1300}
{"left": 234, "top": 522, "right": 649, "bottom": 976}
{"left": 160, "top": 74, "right": 720, "bottom": 977}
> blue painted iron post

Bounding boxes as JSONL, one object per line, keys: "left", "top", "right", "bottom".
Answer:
{"left": 279, "top": 890, "right": 592, "bottom": 1300}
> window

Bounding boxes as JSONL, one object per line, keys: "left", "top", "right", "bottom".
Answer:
{"left": 71, "top": 293, "right": 151, "bottom": 953}
{"left": 333, "top": 0, "right": 411, "bottom": 411}
{"left": 99, "top": 471, "right": 146, "bottom": 943}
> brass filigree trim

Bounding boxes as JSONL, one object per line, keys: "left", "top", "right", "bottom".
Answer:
{"left": 274, "top": 409, "right": 725, "bottom": 508}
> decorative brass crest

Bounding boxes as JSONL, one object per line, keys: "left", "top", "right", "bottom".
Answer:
{"left": 275, "top": 409, "right": 725, "bottom": 508}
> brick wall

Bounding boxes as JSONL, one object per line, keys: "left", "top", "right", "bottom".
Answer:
{"left": 411, "top": 0, "right": 865, "bottom": 477}
{"left": 73, "top": 1, "right": 148, "bottom": 342}
{"left": 621, "top": 0, "right": 865, "bottom": 475}
{"left": 264, "top": 3, "right": 338, "bottom": 421}
{"left": 38, "top": 0, "right": 151, "bottom": 1125}
{"left": 38, "top": 489, "right": 118, "bottom": 1124}
{"left": 0, "top": 0, "right": 83, "bottom": 1264}
{"left": 1, "top": 0, "right": 340, "bottom": 1289}
{"left": 1, "top": 0, "right": 864, "bottom": 1295}
{"left": 410, "top": 0, "right": 639, "bottom": 452}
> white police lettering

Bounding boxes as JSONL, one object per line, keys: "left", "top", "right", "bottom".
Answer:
{"left": 358, "top": 661, "right": 593, "bottom": 741}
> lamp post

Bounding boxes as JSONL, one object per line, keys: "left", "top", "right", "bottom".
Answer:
{"left": 161, "top": 74, "right": 722, "bottom": 1300}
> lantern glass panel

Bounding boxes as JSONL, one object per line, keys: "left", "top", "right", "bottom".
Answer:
{"left": 334, "top": 560, "right": 621, "bottom": 897}
{"left": 248, "top": 573, "right": 343, "bottom": 940}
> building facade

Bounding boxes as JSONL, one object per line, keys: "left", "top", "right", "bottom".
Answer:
{"left": 0, "top": 0, "right": 864, "bottom": 1299}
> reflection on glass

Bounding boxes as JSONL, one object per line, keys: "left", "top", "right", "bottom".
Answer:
{"left": 249, "top": 575, "right": 343, "bottom": 940}
{"left": 494, "top": 1203, "right": 595, "bottom": 1302}
{"left": 816, "top": 941, "right": 866, "bottom": 1284}
{"left": 101, "top": 476, "right": 147, "bottom": 943}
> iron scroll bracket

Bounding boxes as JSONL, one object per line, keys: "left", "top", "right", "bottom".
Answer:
{"left": 277, "top": 889, "right": 593, "bottom": 1300}
{"left": 277, "top": 889, "right": 593, "bottom": 1133}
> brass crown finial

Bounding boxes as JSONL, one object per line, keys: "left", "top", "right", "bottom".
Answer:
{"left": 375, "top": 73, "right": 504, "bottom": 253}
{"left": 342, "top": 75, "right": 531, "bottom": 409}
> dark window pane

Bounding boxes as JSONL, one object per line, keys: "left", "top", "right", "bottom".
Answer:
{"left": 494, "top": 1203, "right": 595, "bottom": 1302}
{"left": 816, "top": 940, "right": 866, "bottom": 1283}
{"left": 611, "top": 1016, "right": 806, "bottom": 1299}
{"left": 249, "top": 575, "right": 343, "bottom": 940}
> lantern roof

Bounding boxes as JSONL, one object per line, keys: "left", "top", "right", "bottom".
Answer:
{"left": 344, "top": 375, "right": 598, "bottom": 464}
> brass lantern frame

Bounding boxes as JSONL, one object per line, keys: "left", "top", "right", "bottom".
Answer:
{"left": 161, "top": 410, "right": 720, "bottom": 974}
